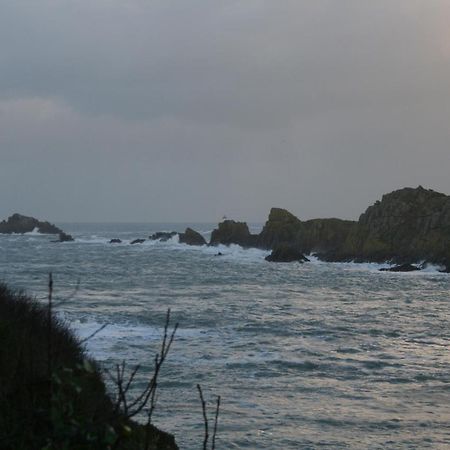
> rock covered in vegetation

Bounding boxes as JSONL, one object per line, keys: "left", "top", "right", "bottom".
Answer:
{"left": 245, "top": 186, "right": 450, "bottom": 268}
{"left": 209, "top": 220, "right": 258, "bottom": 247}
{"left": 0, "top": 213, "right": 63, "bottom": 234}
{"left": 334, "top": 186, "right": 450, "bottom": 264}
{"left": 179, "top": 228, "right": 206, "bottom": 246}
{"left": 149, "top": 231, "right": 177, "bottom": 241}
{"left": 265, "top": 244, "right": 310, "bottom": 263}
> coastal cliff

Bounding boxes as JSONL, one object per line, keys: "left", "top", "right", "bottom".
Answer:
{"left": 209, "top": 186, "right": 450, "bottom": 269}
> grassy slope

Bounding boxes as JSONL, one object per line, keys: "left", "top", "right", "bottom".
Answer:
{"left": 0, "top": 284, "right": 178, "bottom": 450}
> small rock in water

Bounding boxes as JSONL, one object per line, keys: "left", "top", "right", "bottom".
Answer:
{"left": 265, "top": 244, "right": 309, "bottom": 263}
{"left": 52, "top": 232, "right": 74, "bottom": 243}
{"left": 379, "top": 263, "right": 421, "bottom": 272}
{"left": 109, "top": 238, "right": 122, "bottom": 244}
{"left": 149, "top": 231, "right": 178, "bottom": 241}
{"left": 130, "top": 239, "right": 146, "bottom": 245}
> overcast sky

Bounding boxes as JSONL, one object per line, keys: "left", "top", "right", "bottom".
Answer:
{"left": 1, "top": 0, "right": 450, "bottom": 223}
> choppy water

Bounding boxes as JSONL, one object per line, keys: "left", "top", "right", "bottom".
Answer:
{"left": 1, "top": 223, "right": 450, "bottom": 449}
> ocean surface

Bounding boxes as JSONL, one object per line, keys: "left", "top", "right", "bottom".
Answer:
{"left": 1, "top": 223, "right": 450, "bottom": 449}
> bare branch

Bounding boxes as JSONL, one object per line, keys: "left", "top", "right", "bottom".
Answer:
{"left": 197, "top": 384, "right": 209, "bottom": 450}
{"left": 212, "top": 395, "right": 221, "bottom": 450}
{"left": 79, "top": 323, "right": 108, "bottom": 344}
{"left": 53, "top": 277, "right": 81, "bottom": 307}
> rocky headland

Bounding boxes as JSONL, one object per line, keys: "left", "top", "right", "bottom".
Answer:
{"left": 207, "top": 186, "right": 450, "bottom": 270}
{"left": 0, "top": 213, "right": 74, "bottom": 242}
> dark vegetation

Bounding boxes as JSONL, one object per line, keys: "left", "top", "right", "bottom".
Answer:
{"left": 0, "top": 282, "right": 179, "bottom": 449}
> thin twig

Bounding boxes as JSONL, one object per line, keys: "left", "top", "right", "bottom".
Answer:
{"left": 53, "top": 277, "right": 81, "bottom": 307}
{"left": 197, "top": 384, "right": 209, "bottom": 450}
{"left": 79, "top": 323, "right": 108, "bottom": 344}
{"left": 212, "top": 395, "right": 221, "bottom": 450}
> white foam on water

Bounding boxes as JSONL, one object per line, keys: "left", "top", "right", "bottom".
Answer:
{"left": 308, "top": 255, "right": 446, "bottom": 275}
{"left": 70, "top": 319, "right": 210, "bottom": 360}
{"left": 24, "top": 227, "right": 42, "bottom": 235}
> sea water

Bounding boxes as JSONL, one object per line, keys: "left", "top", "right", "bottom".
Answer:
{"left": 1, "top": 223, "right": 450, "bottom": 449}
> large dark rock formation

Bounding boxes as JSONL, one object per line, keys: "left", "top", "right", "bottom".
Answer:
{"left": 0, "top": 213, "right": 63, "bottom": 234}
{"left": 179, "top": 228, "right": 206, "bottom": 246}
{"left": 207, "top": 186, "right": 450, "bottom": 270}
{"left": 257, "top": 208, "right": 302, "bottom": 249}
{"left": 265, "top": 244, "right": 309, "bottom": 263}
{"left": 333, "top": 186, "right": 450, "bottom": 264}
{"left": 256, "top": 208, "right": 355, "bottom": 256}
{"left": 209, "top": 220, "right": 258, "bottom": 247}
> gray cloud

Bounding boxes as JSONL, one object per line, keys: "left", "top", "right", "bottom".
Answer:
{"left": 1, "top": 1, "right": 450, "bottom": 222}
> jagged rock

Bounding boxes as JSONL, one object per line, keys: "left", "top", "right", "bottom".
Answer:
{"left": 0, "top": 213, "right": 63, "bottom": 234}
{"left": 210, "top": 220, "right": 258, "bottom": 247}
{"left": 149, "top": 231, "right": 178, "bottom": 241}
{"left": 130, "top": 238, "right": 146, "bottom": 245}
{"left": 109, "top": 238, "right": 122, "bottom": 244}
{"left": 379, "top": 263, "right": 421, "bottom": 272}
{"left": 257, "top": 208, "right": 302, "bottom": 249}
{"left": 265, "top": 244, "right": 310, "bottom": 263}
{"left": 179, "top": 228, "right": 206, "bottom": 246}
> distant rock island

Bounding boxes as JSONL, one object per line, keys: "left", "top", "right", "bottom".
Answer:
{"left": 0, "top": 213, "right": 74, "bottom": 242}
{"left": 208, "top": 186, "right": 450, "bottom": 270}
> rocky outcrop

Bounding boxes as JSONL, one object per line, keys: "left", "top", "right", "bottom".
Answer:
{"left": 209, "top": 220, "right": 258, "bottom": 247}
{"left": 253, "top": 187, "right": 450, "bottom": 268}
{"left": 257, "top": 208, "right": 302, "bottom": 249}
{"left": 0, "top": 213, "right": 63, "bottom": 234}
{"left": 333, "top": 186, "right": 450, "bottom": 264}
{"left": 149, "top": 231, "right": 177, "bottom": 241}
{"left": 179, "top": 228, "right": 206, "bottom": 246}
{"left": 256, "top": 208, "right": 355, "bottom": 256}
{"left": 55, "top": 232, "right": 74, "bottom": 242}
{"left": 265, "top": 244, "right": 310, "bottom": 263}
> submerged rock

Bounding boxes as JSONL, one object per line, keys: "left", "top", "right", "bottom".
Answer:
{"left": 109, "top": 238, "right": 122, "bottom": 244}
{"left": 0, "top": 213, "right": 63, "bottom": 234}
{"left": 179, "top": 228, "right": 206, "bottom": 246}
{"left": 265, "top": 244, "right": 310, "bottom": 263}
{"left": 379, "top": 263, "right": 421, "bottom": 272}
{"left": 149, "top": 231, "right": 178, "bottom": 241}
{"left": 210, "top": 220, "right": 257, "bottom": 247}
{"left": 130, "top": 238, "right": 146, "bottom": 245}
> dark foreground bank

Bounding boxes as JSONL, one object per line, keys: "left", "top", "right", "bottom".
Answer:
{"left": 0, "top": 283, "right": 178, "bottom": 450}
